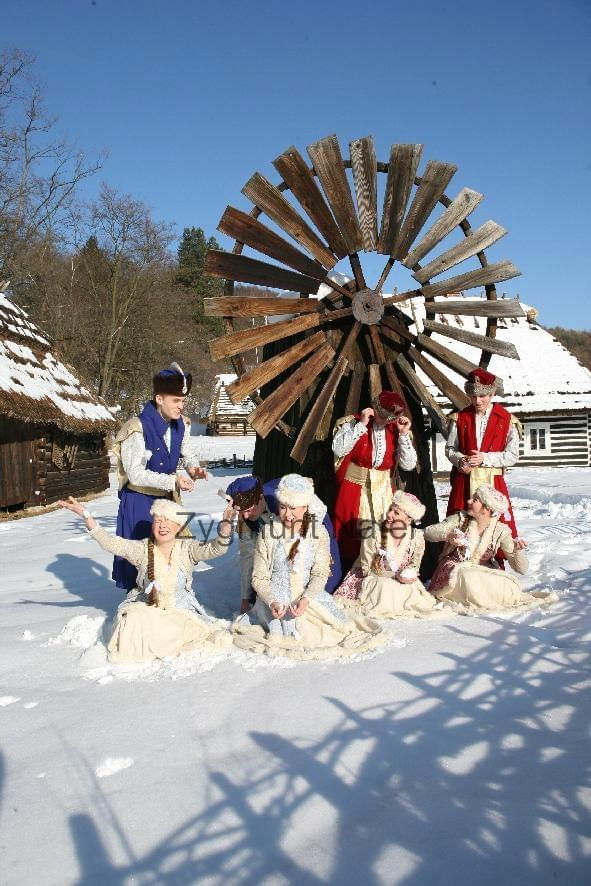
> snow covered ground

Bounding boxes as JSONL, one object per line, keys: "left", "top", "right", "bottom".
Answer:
{"left": 1, "top": 442, "right": 590, "bottom": 885}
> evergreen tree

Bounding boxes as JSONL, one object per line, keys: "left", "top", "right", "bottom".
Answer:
{"left": 176, "top": 227, "right": 224, "bottom": 335}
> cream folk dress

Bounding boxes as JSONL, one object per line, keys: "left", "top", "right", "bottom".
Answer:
{"left": 425, "top": 513, "right": 556, "bottom": 613}
{"left": 353, "top": 525, "right": 439, "bottom": 619}
{"left": 90, "top": 527, "right": 232, "bottom": 663}
{"left": 232, "top": 521, "right": 385, "bottom": 660}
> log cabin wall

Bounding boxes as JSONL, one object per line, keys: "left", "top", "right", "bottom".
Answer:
{"left": 0, "top": 416, "right": 37, "bottom": 509}
{"left": 517, "top": 412, "right": 591, "bottom": 468}
{"left": 43, "top": 430, "right": 110, "bottom": 504}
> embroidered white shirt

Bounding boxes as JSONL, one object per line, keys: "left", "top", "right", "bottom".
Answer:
{"left": 333, "top": 420, "right": 417, "bottom": 470}
{"left": 445, "top": 406, "right": 520, "bottom": 469}
{"left": 121, "top": 427, "right": 202, "bottom": 491}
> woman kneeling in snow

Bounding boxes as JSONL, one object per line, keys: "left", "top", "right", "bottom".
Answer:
{"left": 59, "top": 496, "right": 235, "bottom": 663}
{"left": 425, "top": 484, "right": 555, "bottom": 613}
{"left": 232, "top": 475, "right": 385, "bottom": 660}
{"left": 336, "top": 490, "right": 438, "bottom": 619}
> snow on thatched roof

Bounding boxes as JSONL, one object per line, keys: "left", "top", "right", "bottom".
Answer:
{"left": 397, "top": 295, "right": 591, "bottom": 414}
{"left": 0, "top": 288, "right": 116, "bottom": 433}
{"left": 208, "top": 373, "right": 255, "bottom": 419}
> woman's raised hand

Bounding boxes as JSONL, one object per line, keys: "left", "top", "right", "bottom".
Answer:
{"left": 58, "top": 496, "right": 85, "bottom": 517}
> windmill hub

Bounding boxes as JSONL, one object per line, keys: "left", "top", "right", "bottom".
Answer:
{"left": 352, "top": 288, "right": 384, "bottom": 326}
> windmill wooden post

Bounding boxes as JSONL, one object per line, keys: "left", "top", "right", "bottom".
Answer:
{"left": 203, "top": 135, "right": 524, "bottom": 576}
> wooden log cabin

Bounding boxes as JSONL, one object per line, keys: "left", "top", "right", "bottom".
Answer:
{"left": 0, "top": 288, "right": 117, "bottom": 512}
{"left": 207, "top": 373, "right": 256, "bottom": 436}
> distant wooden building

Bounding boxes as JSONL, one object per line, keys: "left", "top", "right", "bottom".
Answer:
{"left": 0, "top": 288, "right": 117, "bottom": 511}
{"left": 207, "top": 373, "right": 255, "bottom": 436}
{"left": 405, "top": 298, "right": 591, "bottom": 470}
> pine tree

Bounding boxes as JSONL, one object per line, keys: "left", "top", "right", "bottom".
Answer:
{"left": 176, "top": 227, "right": 224, "bottom": 335}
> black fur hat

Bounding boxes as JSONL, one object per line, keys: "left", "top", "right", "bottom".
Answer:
{"left": 153, "top": 362, "right": 192, "bottom": 397}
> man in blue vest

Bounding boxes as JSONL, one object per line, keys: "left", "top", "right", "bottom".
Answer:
{"left": 111, "top": 363, "right": 205, "bottom": 591}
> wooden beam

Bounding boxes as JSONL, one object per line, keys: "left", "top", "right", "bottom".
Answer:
{"left": 416, "top": 332, "right": 479, "bottom": 378}
{"left": 408, "top": 346, "right": 471, "bottom": 410}
{"left": 368, "top": 363, "right": 382, "bottom": 400}
{"left": 423, "top": 319, "right": 520, "bottom": 359}
{"left": 242, "top": 172, "right": 337, "bottom": 268}
{"left": 203, "top": 251, "right": 321, "bottom": 294}
{"left": 394, "top": 160, "right": 457, "bottom": 260}
{"left": 396, "top": 354, "right": 449, "bottom": 436}
{"left": 204, "top": 296, "right": 321, "bottom": 318}
{"left": 218, "top": 206, "right": 326, "bottom": 279}
{"left": 413, "top": 220, "right": 507, "bottom": 284}
{"left": 378, "top": 143, "right": 423, "bottom": 255}
{"left": 402, "top": 187, "right": 484, "bottom": 267}
{"left": 226, "top": 332, "right": 327, "bottom": 403}
{"left": 425, "top": 298, "right": 525, "bottom": 319}
{"left": 249, "top": 342, "right": 335, "bottom": 438}
{"left": 384, "top": 260, "right": 522, "bottom": 303}
{"left": 345, "top": 366, "right": 364, "bottom": 415}
{"left": 273, "top": 147, "right": 349, "bottom": 258}
{"left": 307, "top": 134, "right": 363, "bottom": 254}
{"left": 350, "top": 136, "right": 378, "bottom": 251}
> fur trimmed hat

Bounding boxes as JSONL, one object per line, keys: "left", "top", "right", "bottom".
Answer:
{"left": 473, "top": 484, "right": 509, "bottom": 515}
{"left": 392, "top": 489, "right": 426, "bottom": 522}
{"left": 226, "top": 475, "right": 263, "bottom": 511}
{"left": 276, "top": 474, "right": 315, "bottom": 508}
{"left": 464, "top": 368, "right": 503, "bottom": 397}
{"left": 153, "top": 362, "right": 192, "bottom": 397}
{"left": 150, "top": 498, "right": 189, "bottom": 527}
{"left": 373, "top": 390, "right": 405, "bottom": 422}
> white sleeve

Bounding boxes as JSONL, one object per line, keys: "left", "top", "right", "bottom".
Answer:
{"left": 121, "top": 432, "right": 176, "bottom": 492}
{"left": 444, "top": 420, "right": 464, "bottom": 468}
{"left": 397, "top": 434, "right": 417, "bottom": 470}
{"left": 239, "top": 529, "right": 257, "bottom": 600}
{"left": 482, "top": 424, "right": 520, "bottom": 468}
{"left": 332, "top": 420, "right": 367, "bottom": 458}
{"left": 179, "top": 433, "right": 201, "bottom": 470}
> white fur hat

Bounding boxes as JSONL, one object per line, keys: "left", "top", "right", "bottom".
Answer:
{"left": 473, "top": 484, "right": 508, "bottom": 515}
{"left": 392, "top": 489, "right": 426, "bottom": 522}
{"left": 276, "top": 474, "right": 315, "bottom": 508}
{"left": 150, "top": 498, "right": 188, "bottom": 526}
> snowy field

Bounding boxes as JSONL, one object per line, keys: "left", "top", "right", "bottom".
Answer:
{"left": 1, "top": 438, "right": 590, "bottom": 885}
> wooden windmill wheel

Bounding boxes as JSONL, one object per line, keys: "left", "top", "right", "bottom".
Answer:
{"left": 203, "top": 134, "right": 523, "bottom": 486}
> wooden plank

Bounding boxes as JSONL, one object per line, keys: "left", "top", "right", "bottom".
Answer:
{"left": 396, "top": 354, "right": 449, "bottom": 436}
{"left": 413, "top": 260, "right": 521, "bottom": 300}
{"left": 425, "top": 298, "right": 525, "bottom": 319}
{"left": 345, "top": 366, "right": 364, "bottom": 415}
{"left": 416, "top": 332, "right": 479, "bottom": 378}
{"left": 249, "top": 342, "right": 335, "bottom": 438}
{"left": 204, "top": 296, "right": 321, "bottom": 318}
{"left": 422, "top": 319, "right": 520, "bottom": 359}
{"left": 350, "top": 136, "right": 378, "bottom": 251}
{"left": 378, "top": 143, "right": 423, "bottom": 255}
{"left": 218, "top": 206, "right": 327, "bottom": 279}
{"left": 408, "top": 346, "right": 471, "bottom": 410}
{"left": 209, "top": 307, "right": 352, "bottom": 361}
{"left": 273, "top": 147, "right": 349, "bottom": 258}
{"left": 383, "top": 361, "right": 408, "bottom": 406}
{"left": 368, "top": 364, "right": 382, "bottom": 400}
{"left": 307, "top": 135, "right": 363, "bottom": 254}
{"left": 227, "top": 332, "right": 326, "bottom": 403}
{"left": 402, "top": 187, "right": 484, "bottom": 267}
{"left": 203, "top": 251, "right": 321, "bottom": 294}
{"left": 394, "top": 160, "right": 457, "bottom": 260}
{"left": 413, "top": 220, "right": 507, "bottom": 284}
{"left": 290, "top": 321, "right": 361, "bottom": 462}
{"left": 381, "top": 314, "right": 415, "bottom": 342}
{"left": 242, "top": 172, "right": 337, "bottom": 268}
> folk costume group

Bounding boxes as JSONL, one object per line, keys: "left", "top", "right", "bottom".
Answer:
{"left": 59, "top": 363, "right": 556, "bottom": 667}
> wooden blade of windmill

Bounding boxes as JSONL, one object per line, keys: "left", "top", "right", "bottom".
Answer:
{"left": 383, "top": 260, "right": 522, "bottom": 304}
{"left": 249, "top": 342, "right": 336, "bottom": 438}
{"left": 402, "top": 187, "right": 484, "bottom": 268}
{"left": 226, "top": 331, "right": 327, "bottom": 404}
{"left": 383, "top": 361, "right": 409, "bottom": 407}
{"left": 349, "top": 136, "right": 378, "bottom": 251}
{"left": 396, "top": 354, "right": 449, "bottom": 436}
{"left": 204, "top": 296, "right": 322, "bottom": 318}
{"left": 407, "top": 346, "right": 471, "bottom": 410}
{"left": 425, "top": 298, "right": 525, "bottom": 319}
{"left": 218, "top": 206, "right": 328, "bottom": 279}
{"left": 307, "top": 135, "right": 364, "bottom": 254}
{"left": 413, "top": 221, "right": 507, "bottom": 284}
{"left": 378, "top": 143, "right": 423, "bottom": 255}
{"left": 380, "top": 314, "right": 415, "bottom": 343}
{"left": 416, "top": 332, "right": 480, "bottom": 378}
{"left": 394, "top": 160, "right": 458, "bottom": 261}
{"left": 368, "top": 364, "right": 382, "bottom": 401}
{"left": 290, "top": 321, "right": 362, "bottom": 462}
{"left": 423, "top": 319, "right": 520, "bottom": 359}
{"left": 242, "top": 172, "right": 337, "bottom": 268}
{"left": 209, "top": 306, "right": 352, "bottom": 361}
{"left": 203, "top": 251, "right": 322, "bottom": 295}
{"left": 345, "top": 366, "right": 365, "bottom": 416}
{"left": 273, "top": 147, "right": 349, "bottom": 258}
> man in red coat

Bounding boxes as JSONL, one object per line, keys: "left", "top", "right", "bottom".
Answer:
{"left": 332, "top": 390, "right": 417, "bottom": 572}
{"left": 445, "top": 368, "right": 521, "bottom": 537}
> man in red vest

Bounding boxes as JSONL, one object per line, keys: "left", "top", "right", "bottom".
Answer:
{"left": 445, "top": 368, "right": 521, "bottom": 537}
{"left": 332, "top": 390, "right": 417, "bottom": 572}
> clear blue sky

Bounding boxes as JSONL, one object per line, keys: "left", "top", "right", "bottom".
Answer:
{"left": 4, "top": 0, "right": 591, "bottom": 327}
